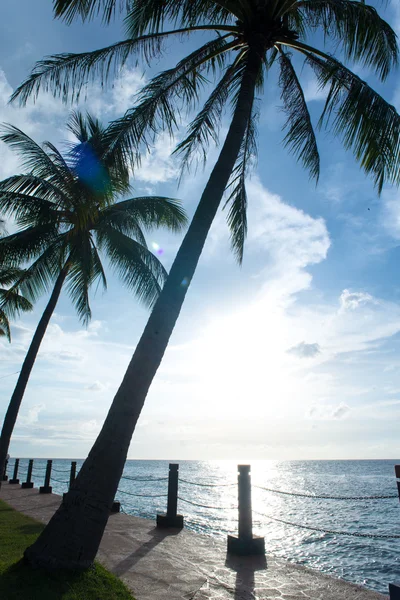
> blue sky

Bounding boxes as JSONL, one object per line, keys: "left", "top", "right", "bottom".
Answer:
{"left": 1, "top": 0, "right": 400, "bottom": 460}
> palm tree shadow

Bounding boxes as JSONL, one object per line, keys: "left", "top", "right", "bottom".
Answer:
{"left": 225, "top": 554, "right": 267, "bottom": 600}
{"left": 111, "top": 526, "right": 180, "bottom": 577}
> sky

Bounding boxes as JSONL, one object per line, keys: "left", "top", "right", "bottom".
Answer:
{"left": 1, "top": 0, "right": 400, "bottom": 461}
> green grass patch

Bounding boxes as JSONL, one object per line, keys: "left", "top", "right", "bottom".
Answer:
{"left": 0, "top": 498, "right": 135, "bottom": 600}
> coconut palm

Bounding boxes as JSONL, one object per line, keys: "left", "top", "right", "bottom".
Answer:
{"left": 0, "top": 221, "right": 33, "bottom": 340}
{"left": 0, "top": 111, "right": 187, "bottom": 491}
{"left": 0, "top": 267, "right": 33, "bottom": 341}
{"left": 11, "top": 0, "right": 400, "bottom": 568}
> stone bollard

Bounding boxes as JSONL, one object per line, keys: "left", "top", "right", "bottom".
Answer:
{"left": 2, "top": 459, "right": 8, "bottom": 481}
{"left": 21, "top": 459, "right": 34, "bottom": 489}
{"left": 69, "top": 461, "right": 77, "bottom": 489}
{"left": 63, "top": 461, "right": 78, "bottom": 500}
{"left": 9, "top": 459, "right": 20, "bottom": 484}
{"left": 110, "top": 501, "right": 121, "bottom": 513}
{"left": 156, "top": 463, "right": 184, "bottom": 528}
{"left": 395, "top": 465, "right": 400, "bottom": 502}
{"left": 227, "top": 465, "right": 265, "bottom": 556}
{"left": 39, "top": 460, "right": 52, "bottom": 494}
{"left": 390, "top": 583, "right": 400, "bottom": 599}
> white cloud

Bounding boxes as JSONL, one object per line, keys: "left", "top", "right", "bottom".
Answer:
{"left": 19, "top": 403, "right": 46, "bottom": 426}
{"left": 134, "top": 133, "right": 180, "bottom": 186}
{"left": 85, "top": 381, "right": 106, "bottom": 392}
{"left": 287, "top": 341, "right": 321, "bottom": 358}
{"left": 307, "top": 402, "right": 350, "bottom": 420}
{"left": 339, "top": 289, "right": 375, "bottom": 311}
{"left": 303, "top": 77, "right": 326, "bottom": 103}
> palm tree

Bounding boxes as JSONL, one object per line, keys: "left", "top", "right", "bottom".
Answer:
{"left": 0, "top": 111, "right": 187, "bottom": 491}
{"left": 0, "top": 221, "right": 33, "bottom": 340}
{"left": 11, "top": 0, "right": 400, "bottom": 568}
{"left": 0, "top": 267, "right": 33, "bottom": 340}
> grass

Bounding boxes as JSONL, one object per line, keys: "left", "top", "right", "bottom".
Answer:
{"left": 0, "top": 498, "right": 135, "bottom": 600}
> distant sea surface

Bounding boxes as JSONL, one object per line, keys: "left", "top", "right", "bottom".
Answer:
{"left": 12, "top": 458, "right": 400, "bottom": 594}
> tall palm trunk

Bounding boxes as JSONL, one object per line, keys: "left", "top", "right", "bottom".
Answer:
{"left": 24, "top": 49, "right": 262, "bottom": 570}
{"left": 0, "top": 268, "right": 68, "bottom": 486}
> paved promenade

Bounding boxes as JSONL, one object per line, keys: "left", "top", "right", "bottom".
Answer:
{"left": 0, "top": 484, "right": 388, "bottom": 600}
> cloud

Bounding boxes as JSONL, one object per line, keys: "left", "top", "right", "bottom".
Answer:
{"left": 339, "top": 290, "right": 375, "bottom": 311}
{"left": 19, "top": 403, "right": 46, "bottom": 426}
{"left": 307, "top": 402, "right": 350, "bottom": 420}
{"left": 287, "top": 341, "right": 321, "bottom": 358}
{"left": 134, "top": 134, "right": 180, "bottom": 186}
{"left": 44, "top": 350, "right": 84, "bottom": 362}
{"left": 85, "top": 381, "right": 106, "bottom": 392}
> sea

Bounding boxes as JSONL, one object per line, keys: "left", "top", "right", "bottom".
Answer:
{"left": 9, "top": 458, "right": 400, "bottom": 595}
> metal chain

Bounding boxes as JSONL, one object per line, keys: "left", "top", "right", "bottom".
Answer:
{"left": 178, "top": 496, "right": 236, "bottom": 510}
{"left": 51, "top": 467, "right": 71, "bottom": 473}
{"left": 120, "top": 475, "right": 168, "bottom": 482}
{"left": 253, "top": 510, "right": 400, "bottom": 539}
{"left": 179, "top": 478, "right": 236, "bottom": 488}
{"left": 117, "top": 488, "right": 167, "bottom": 499}
{"left": 51, "top": 477, "right": 69, "bottom": 484}
{"left": 254, "top": 485, "right": 398, "bottom": 501}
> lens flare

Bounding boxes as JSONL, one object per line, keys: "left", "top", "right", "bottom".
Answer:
{"left": 152, "top": 242, "right": 164, "bottom": 256}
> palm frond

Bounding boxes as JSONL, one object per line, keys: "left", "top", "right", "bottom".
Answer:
{"left": 0, "top": 174, "right": 71, "bottom": 211}
{"left": 223, "top": 104, "right": 258, "bottom": 264}
{"left": 293, "top": 41, "right": 400, "bottom": 191}
{"left": 0, "top": 266, "right": 29, "bottom": 287}
{"left": 11, "top": 27, "right": 236, "bottom": 107}
{"left": 96, "top": 226, "right": 166, "bottom": 308}
{"left": 67, "top": 113, "right": 131, "bottom": 198}
{"left": 0, "top": 125, "right": 74, "bottom": 199}
{"left": 16, "top": 236, "right": 69, "bottom": 302}
{"left": 98, "top": 196, "right": 187, "bottom": 243}
{"left": 297, "top": 0, "right": 398, "bottom": 80}
{"left": 0, "top": 288, "right": 33, "bottom": 319}
{"left": 53, "top": 0, "right": 131, "bottom": 24}
{"left": 0, "top": 266, "right": 34, "bottom": 341}
{"left": 125, "top": 0, "right": 234, "bottom": 37}
{"left": 65, "top": 235, "right": 106, "bottom": 323}
{"left": 104, "top": 35, "right": 239, "bottom": 163}
{"left": 278, "top": 50, "right": 320, "bottom": 181}
{"left": 0, "top": 312, "right": 11, "bottom": 341}
{"left": 0, "top": 224, "right": 60, "bottom": 267}
{"left": 174, "top": 54, "right": 247, "bottom": 175}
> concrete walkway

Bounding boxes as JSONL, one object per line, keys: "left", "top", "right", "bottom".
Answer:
{"left": 0, "top": 484, "right": 388, "bottom": 600}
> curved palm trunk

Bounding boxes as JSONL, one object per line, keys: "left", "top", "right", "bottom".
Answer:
{"left": 24, "top": 49, "right": 262, "bottom": 570}
{"left": 0, "top": 268, "right": 68, "bottom": 486}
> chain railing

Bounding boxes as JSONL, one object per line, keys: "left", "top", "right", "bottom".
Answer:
{"left": 4, "top": 459, "right": 400, "bottom": 547}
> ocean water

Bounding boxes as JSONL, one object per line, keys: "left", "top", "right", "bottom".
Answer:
{"left": 9, "top": 458, "right": 400, "bottom": 594}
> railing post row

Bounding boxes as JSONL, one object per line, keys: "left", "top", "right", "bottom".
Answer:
{"left": 9, "top": 458, "right": 20, "bottom": 484}
{"left": 395, "top": 465, "right": 400, "bottom": 503}
{"left": 39, "top": 460, "right": 52, "bottom": 494}
{"left": 21, "top": 459, "right": 34, "bottom": 489}
{"left": 156, "top": 463, "right": 184, "bottom": 529}
{"left": 2, "top": 459, "right": 8, "bottom": 481}
{"left": 227, "top": 464, "right": 265, "bottom": 556}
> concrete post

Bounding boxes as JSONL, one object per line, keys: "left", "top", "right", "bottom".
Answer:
{"left": 2, "top": 459, "right": 8, "bottom": 481}
{"left": 9, "top": 459, "right": 20, "bottom": 484}
{"left": 69, "top": 461, "right": 77, "bottom": 489}
{"left": 389, "top": 583, "right": 400, "bottom": 599}
{"left": 227, "top": 464, "right": 265, "bottom": 556}
{"left": 156, "top": 463, "right": 184, "bottom": 528}
{"left": 39, "top": 460, "right": 52, "bottom": 494}
{"left": 395, "top": 465, "right": 400, "bottom": 502}
{"left": 110, "top": 501, "right": 121, "bottom": 513}
{"left": 22, "top": 459, "right": 34, "bottom": 489}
